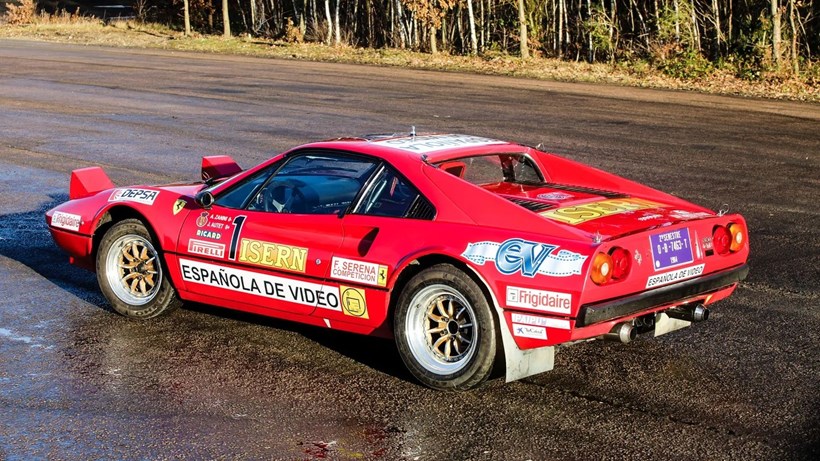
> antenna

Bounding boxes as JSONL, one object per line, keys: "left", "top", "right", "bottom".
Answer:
{"left": 410, "top": 126, "right": 416, "bottom": 137}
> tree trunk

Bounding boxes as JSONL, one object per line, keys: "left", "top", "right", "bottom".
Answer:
{"left": 222, "top": 0, "right": 231, "bottom": 37}
{"left": 324, "top": 0, "right": 333, "bottom": 45}
{"left": 788, "top": 0, "right": 798, "bottom": 74}
{"left": 183, "top": 0, "right": 191, "bottom": 36}
{"left": 517, "top": 0, "right": 529, "bottom": 58}
{"left": 771, "top": 0, "right": 782, "bottom": 70}
{"left": 334, "top": 0, "right": 341, "bottom": 45}
{"left": 466, "top": 0, "right": 479, "bottom": 55}
{"left": 250, "top": 0, "right": 257, "bottom": 30}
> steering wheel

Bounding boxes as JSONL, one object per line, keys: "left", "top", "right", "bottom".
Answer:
{"left": 262, "top": 180, "right": 304, "bottom": 213}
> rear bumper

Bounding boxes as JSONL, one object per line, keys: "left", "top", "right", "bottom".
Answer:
{"left": 576, "top": 264, "right": 749, "bottom": 327}
{"left": 48, "top": 226, "right": 95, "bottom": 270}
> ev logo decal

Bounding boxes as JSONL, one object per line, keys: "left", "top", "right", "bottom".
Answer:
{"left": 461, "top": 238, "right": 587, "bottom": 278}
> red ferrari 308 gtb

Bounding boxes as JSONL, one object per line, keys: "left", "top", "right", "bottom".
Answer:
{"left": 46, "top": 133, "right": 749, "bottom": 390}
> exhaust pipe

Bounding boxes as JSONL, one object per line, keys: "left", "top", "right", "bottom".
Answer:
{"left": 604, "top": 322, "right": 636, "bottom": 344}
{"left": 666, "top": 304, "right": 710, "bottom": 322}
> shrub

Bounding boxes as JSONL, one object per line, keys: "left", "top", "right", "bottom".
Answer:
{"left": 6, "top": 0, "right": 37, "bottom": 25}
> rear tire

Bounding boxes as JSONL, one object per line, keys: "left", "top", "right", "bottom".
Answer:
{"left": 96, "top": 219, "right": 180, "bottom": 319}
{"left": 394, "top": 264, "right": 497, "bottom": 390}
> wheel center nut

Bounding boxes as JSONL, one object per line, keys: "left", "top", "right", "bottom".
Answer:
{"left": 447, "top": 320, "right": 459, "bottom": 336}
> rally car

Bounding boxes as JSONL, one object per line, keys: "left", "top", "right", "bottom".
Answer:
{"left": 46, "top": 133, "right": 749, "bottom": 390}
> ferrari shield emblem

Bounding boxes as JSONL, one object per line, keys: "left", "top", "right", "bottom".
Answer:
{"left": 172, "top": 199, "right": 186, "bottom": 215}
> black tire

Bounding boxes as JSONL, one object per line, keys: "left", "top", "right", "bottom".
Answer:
{"left": 96, "top": 219, "right": 180, "bottom": 319}
{"left": 394, "top": 264, "right": 497, "bottom": 390}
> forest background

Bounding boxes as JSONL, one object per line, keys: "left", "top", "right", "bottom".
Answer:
{"left": 2, "top": 0, "right": 818, "bottom": 99}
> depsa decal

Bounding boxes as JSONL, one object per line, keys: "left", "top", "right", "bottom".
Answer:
{"left": 462, "top": 238, "right": 586, "bottom": 277}
{"left": 109, "top": 188, "right": 159, "bottom": 205}
{"left": 179, "top": 259, "right": 341, "bottom": 311}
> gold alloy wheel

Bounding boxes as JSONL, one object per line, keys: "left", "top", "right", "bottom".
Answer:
{"left": 405, "top": 284, "right": 477, "bottom": 374}
{"left": 105, "top": 235, "right": 162, "bottom": 306}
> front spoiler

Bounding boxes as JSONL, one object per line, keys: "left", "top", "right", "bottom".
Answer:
{"left": 576, "top": 264, "right": 749, "bottom": 327}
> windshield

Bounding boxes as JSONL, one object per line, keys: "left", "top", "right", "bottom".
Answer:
{"left": 435, "top": 153, "right": 543, "bottom": 186}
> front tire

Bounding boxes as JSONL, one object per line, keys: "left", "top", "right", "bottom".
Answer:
{"left": 96, "top": 219, "right": 180, "bottom": 319}
{"left": 394, "top": 264, "right": 497, "bottom": 390}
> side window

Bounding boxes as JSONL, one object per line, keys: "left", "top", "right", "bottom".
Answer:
{"left": 247, "top": 154, "right": 378, "bottom": 214}
{"left": 214, "top": 163, "right": 278, "bottom": 209}
{"left": 356, "top": 166, "right": 424, "bottom": 218}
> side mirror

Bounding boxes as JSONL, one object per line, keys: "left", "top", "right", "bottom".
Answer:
{"left": 195, "top": 190, "right": 215, "bottom": 209}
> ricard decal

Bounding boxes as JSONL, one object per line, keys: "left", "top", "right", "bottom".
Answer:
{"left": 462, "top": 238, "right": 586, "bottom": 278}
{"left": 109, "top": 188, "right": 159, "bottom": 205}
{"left": 331, "top": 257, "right": 388, "bottom": 287}
{"left": 51, "top": 211, "right": 81, "bottom": 232}
{"left": 179, "top": 259, "right": 341, "bottom": 311}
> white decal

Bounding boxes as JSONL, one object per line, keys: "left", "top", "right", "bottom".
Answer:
{"left": 646, "top": 264, "right": 705, "bottom": 289}
{"left": 51, "top": 211, "right": 81, "bottom": 231}
{"left": 462, "top": 238, "right": 586, "bottom": 277}
{"left": 670, "top": 210, "right": 713, "bottom": 220}
{"left": 638, "top": 213, "right": 664, "bottom": 221}
{"left": 511, "top": 313, "right": 570, "bottom": 329}
{"left": 179, "top": 259, "right": 341, "bottom": 311}
{"left": 377, "top": 134, "right": 506, "bottom": 154}
{"left": 188, "top": 239, "right": 225, "bottom": 258}
{"left": 330, "top": 257, "right": 388, "bottom": 287}
{"left": 506, "top": 286, "right": 572, "bottom": 314}
{"left": 512, "top": 324, "right": 548, "bottom": 340}
{"left": 109, "top": 188, "right": 159, "bottom": 205}
{"left": 537, "top": 192, "right": 574, "bottom": 201}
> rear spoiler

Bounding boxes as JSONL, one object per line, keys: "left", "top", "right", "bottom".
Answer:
{"left": 202, "top": 155, "right": 242, "bottom": 182}
{"left": 70, "top": 167, "right": 114, "bottom": 200}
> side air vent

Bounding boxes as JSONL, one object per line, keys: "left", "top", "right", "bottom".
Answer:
{"left": 505, "top": 197, "right": 555, "bottom": 213}
{"left": 544, "top": 183, "right": 627, "bottom": 198}
{"left": 406, "top": 196, "right": 436, "bottom": 220}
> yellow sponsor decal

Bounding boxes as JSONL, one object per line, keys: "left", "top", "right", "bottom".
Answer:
{"left": 340, "top": 285, "right": 368, "bottom": 319}
{"left": 540, "top": 198, "right": 663, "bottom": 225}
{"left": 237, "top": 238, "right": 307, "bottom": 273}
{"left": 172, "top": 199, "right": 186, "bottom": 215}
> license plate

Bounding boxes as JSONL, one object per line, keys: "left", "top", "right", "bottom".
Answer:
{"left": 650, "top": 228, "right": 694, "bottom": 270}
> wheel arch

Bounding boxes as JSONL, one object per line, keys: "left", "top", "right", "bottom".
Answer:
{"left": 389, "top": 251, "right": 556, "bottom": 383}
{"left": 388, "top": 252, "right": 508, "bottom": 377}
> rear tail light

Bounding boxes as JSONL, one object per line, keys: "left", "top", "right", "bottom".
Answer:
{"left": 610, "top": 247, "right": 632, "bottom": 281}
{"left": 712, "top": 226, "right": 731, "bottom": 255}
{"left": 591, "top": 246, "right": 631, "bottom": 285}
{"left": 713, "top": 223, "right": 745, "bottom": 255}
{"left": 728, "top": 222, "right": 746, "bottom": 252}
{"left": 590, "top": 252, "right": 613, "bottom": 285}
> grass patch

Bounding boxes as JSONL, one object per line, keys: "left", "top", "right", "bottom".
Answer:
{"left": 0, "top": 20, "right": 817, "bottom": 102}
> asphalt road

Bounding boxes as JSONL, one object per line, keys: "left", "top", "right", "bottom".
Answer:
{"left": 0, "top": 40, "right": 818, "bottom": 461}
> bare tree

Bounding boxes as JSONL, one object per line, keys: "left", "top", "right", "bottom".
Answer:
{"left": 183, "top": 0, "right": 191, "bottom": 36}
{"left": 517, "top": 0, "right": 529, "bottom": 58}
{"left": 222, "top": 0, "right": 231, "bottom": 37}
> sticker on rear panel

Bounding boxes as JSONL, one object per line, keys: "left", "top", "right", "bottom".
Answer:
{"left": 512, "top": 324, "right": 548, "bottom": 340}
{"left": 646, "top": 264, "right": 705, "bottom": 289}
{"left": 51, "top": 211, "right": 81, "bottom": 231}
{"left": 650, "top": 228, "right": 694, "bottom": 271}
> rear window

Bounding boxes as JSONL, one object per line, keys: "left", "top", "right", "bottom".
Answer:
{"left": 436, "top": 154, "right": 543, "bottom": 185}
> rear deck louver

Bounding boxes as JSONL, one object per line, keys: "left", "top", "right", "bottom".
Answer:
{"left": 406, "top": 197, "right": 436, "bottom": 220}
{"left": 505, "top": 197, "right": 555, "bottom": 213}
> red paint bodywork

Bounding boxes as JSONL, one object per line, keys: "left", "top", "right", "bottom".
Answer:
{"left": 46, "top": 134, "right": 749, "bottom": 356}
